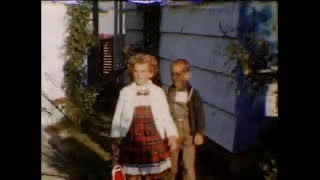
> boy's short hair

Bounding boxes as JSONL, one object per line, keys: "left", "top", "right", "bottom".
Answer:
{"left": 127, "top": 53, "right": 158, "bottom": 77}
{"left": 171, "top": 59, "right": 190, "bottom": 72}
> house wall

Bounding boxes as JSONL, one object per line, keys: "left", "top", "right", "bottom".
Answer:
{"left": 124, "top": 2, "right": 143, "bottom": 46}
{"left": 159, "top": 2, "right": 239, "bottom": 151}
{"left": 122, "top": 3, "right": 144, "bottom": 85}
{"left": 89, "top": 1, "right": 126, "bottom": 35}
{"left": 122, "top": 1, "right": 277, "bottom": 152}
{"left": 98, "top": 1, "right": 116, "bottom": 35}
{"left": 41, "top": 1, "right": 68, "bottom": 126}
{"left": 41, "top": 1, "right": 116, "bottom": 126}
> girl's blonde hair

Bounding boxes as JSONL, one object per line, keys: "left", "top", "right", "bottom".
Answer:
{"left": 127, "top": 53, "right": 158, "bottom": 77}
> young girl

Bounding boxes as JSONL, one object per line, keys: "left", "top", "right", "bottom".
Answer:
{"left": 110, "top": 53, "right": 178, "bottom": 180}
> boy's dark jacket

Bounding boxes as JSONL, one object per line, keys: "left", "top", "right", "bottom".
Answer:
{"left": 167, "top": 82, "right": 206, "bottom": 135}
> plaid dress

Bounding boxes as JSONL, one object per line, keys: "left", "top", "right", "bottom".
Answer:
{"left": 119, "top": 91, "right": 171, "bottom": 176}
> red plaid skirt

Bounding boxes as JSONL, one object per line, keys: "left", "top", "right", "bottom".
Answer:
{"left": 119, "top": 106, "right": 170, "bottom": 165}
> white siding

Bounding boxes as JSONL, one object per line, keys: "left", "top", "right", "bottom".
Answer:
{"left": 41, "top": 2, "right": 68, "bottom": 126}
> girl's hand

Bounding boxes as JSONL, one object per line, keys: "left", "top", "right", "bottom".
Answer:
{"left": 168, "top": 137, "right": 178, "bottom": 151}
{"left": 112, "top": 138, "right": 120, "bottom": 166}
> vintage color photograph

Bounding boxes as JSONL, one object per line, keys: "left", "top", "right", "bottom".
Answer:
{"left": 41, "top": 0, "right": 278, "bottom": 180}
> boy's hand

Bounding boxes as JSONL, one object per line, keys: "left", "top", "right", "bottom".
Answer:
{"left": 194, "top": 133, "right": 204, "bottom": 145}
{"left": 168, "top": 137, "right": 178, "bottom": 151}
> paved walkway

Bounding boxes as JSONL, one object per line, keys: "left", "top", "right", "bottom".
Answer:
{"left": 41, "top": 114, "right": 275, "bottom": 180}
{"left": 41, "top": 129, "right": 69, "bottom": 180}
{"left": 41, "top": 131, "right": 265, "bottom": 180}
{"left": 196, "top": 137, "right": 265, "bottom": 180}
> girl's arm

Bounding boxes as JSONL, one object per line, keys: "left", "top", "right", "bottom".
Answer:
{"left": 111, "top": 138, "right": 121, "bottom": 166}
{"left": 110, "top": 89, "right": 126, "bottom": 165}
{"left": 159, "top": 90, "right": 179, "bottom": 139}
{"left": 110, "top": 89, "right": 125, "bottom": 138}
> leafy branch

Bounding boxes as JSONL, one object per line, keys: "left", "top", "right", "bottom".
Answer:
{"left": 63, "top": 2, "right": 99, "bottom": 126}
{"left": 226, "top": 33, "right": 278, "bottom": 95}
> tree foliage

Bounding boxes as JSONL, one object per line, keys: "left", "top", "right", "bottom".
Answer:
{"left": 63, "top": 2, "right": 99, "bottom": 126}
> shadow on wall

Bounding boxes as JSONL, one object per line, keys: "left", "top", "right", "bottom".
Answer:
{"left": 233, "top": 1, "right": 278, "bottom": 153}
{"left": 238, "top": 1, "right": 278, "bottom": 53}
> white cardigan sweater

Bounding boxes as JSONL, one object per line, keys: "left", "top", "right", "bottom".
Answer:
{"left": 110, "top": 81, "right": 178, "bottom": 139}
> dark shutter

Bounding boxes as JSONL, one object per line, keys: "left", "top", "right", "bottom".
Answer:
{"left": 100, "top": 37, "right": 114, "bottom": 76}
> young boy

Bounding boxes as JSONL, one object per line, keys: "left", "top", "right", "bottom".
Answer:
{"left": 110, "top": 53, "right": 178, "bottom": 180}
{"left": 167, "top": 59, "right": 206, "bottom": 180}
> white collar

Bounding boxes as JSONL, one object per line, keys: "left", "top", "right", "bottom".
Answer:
{"left": 130, "top": 80, "right": 153, "bottom": 91}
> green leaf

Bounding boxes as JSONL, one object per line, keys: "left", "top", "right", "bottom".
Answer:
{"left": 261, "top": 164, "right": 269, "bottom": 172}
{"left": 264, "top": 176, "right": 271, "bottom": 180}
{"left": 272, "top": 168, "right": 277, "bottom": 173}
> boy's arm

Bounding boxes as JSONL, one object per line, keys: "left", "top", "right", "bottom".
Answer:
{"left": 194, "top": 90, "right": 206, "bottom": 134}
{"left": 193, "top": 90, "right": 206, "bottom": 145}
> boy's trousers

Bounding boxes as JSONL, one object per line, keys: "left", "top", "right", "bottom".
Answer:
{"left": 171, "top": 118, "right": 196, "bottom": 180}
